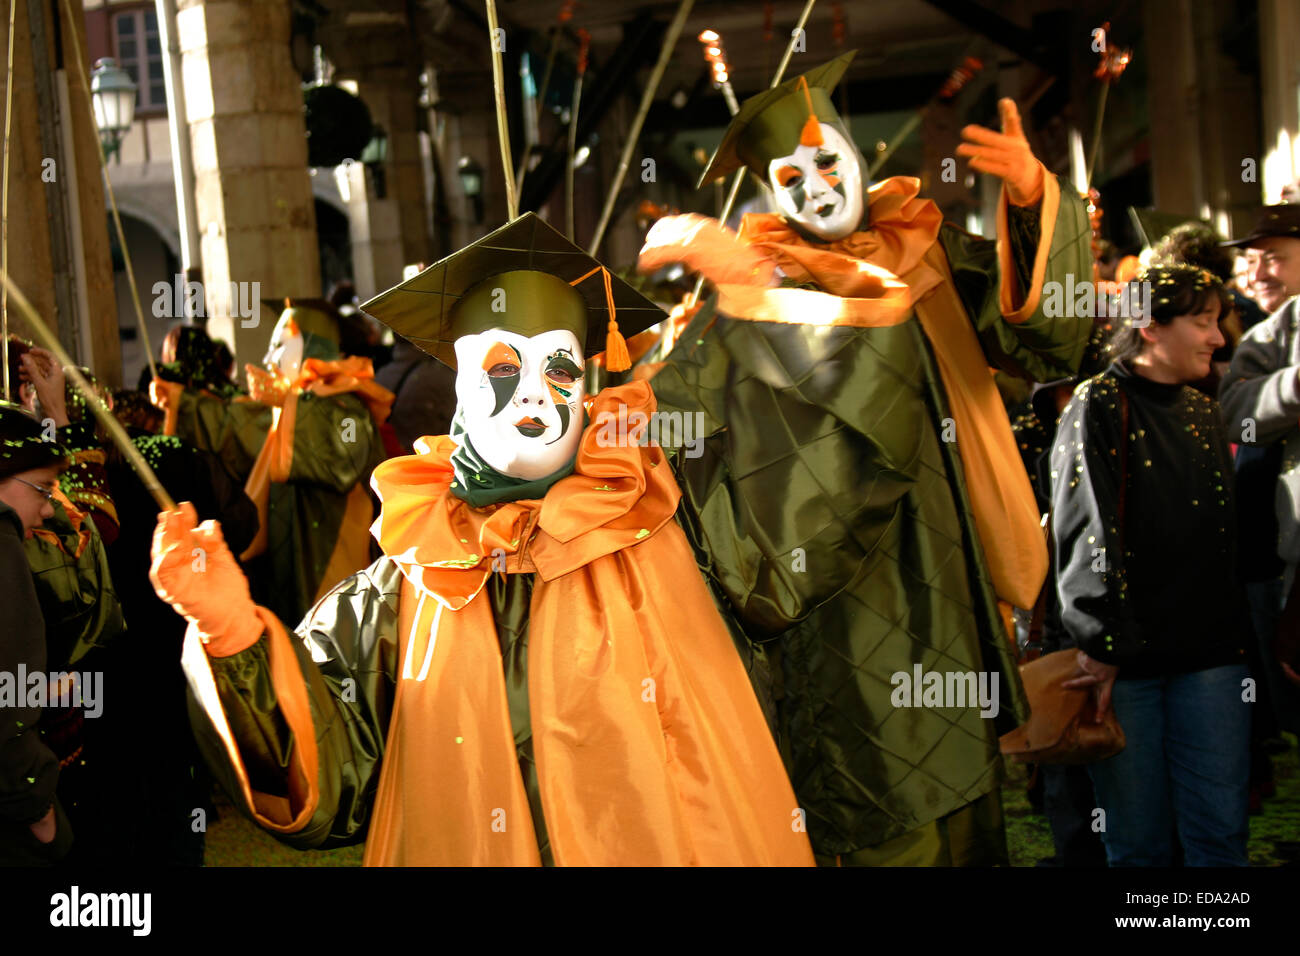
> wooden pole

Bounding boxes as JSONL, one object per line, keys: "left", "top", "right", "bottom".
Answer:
{"left": 565, "top": 29, "right": 590, "bottom": 241}
{"left": 2, "top": 0, "right": 17, "bottom": 401}
{"left": 485, "top": 0, "right": 519, "bottom": 221}
{"left": 587, "top": 0, "right": 695, "bottom": 257}
{"left": 514, "top": 23, "right": 561, "bottom": 198}
{"left": 1085, "top": 81, "right": 1110, "bottom": 187}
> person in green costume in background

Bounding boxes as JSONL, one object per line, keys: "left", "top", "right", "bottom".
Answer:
{"left": 639, "top": 51, "right": 1094, "bottom": 865}
{"left": 151, "top": 301, "right": 394, "bottom": 628}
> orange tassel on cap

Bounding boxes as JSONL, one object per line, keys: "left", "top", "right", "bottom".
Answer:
{"left": 570, "top": 265, "right": 632, "bottom": 372}
{"left": 797, "top": 76, "right": 823, "bottom": 147}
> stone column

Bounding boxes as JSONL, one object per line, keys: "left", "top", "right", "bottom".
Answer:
{"left": 0, "top": 0, "right": 120, "bottom": 384}
{"left": 346, "top": 73, "right": 432, "bottom": 299}
{"left": 1141, "top": 0, "right": 1204, "bottom": 217}
{"left": 1259, "top": 0, "right": 1300, "bottom": 202}
{"left": 176, "top": 0, "right": 320, "bottom": 365}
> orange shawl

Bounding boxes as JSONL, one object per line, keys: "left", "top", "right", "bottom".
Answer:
{"left": 358, "top": 381, "right": 812, "bottom": 866}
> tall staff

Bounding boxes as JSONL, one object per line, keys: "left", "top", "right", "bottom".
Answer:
{"left": 565, "top": 29, "right": 590, "bottom": 241}
{"left": 686, "top": 0, "right": 817, "bottom": 307}
{"left": 0, "top": 268, "right": 174, "bottom": 511}
{"left": 514, "top": 1, "right": 576, "bottom": 198}
{"left": 2, "top": 0, "right": 17, "bottom": 401}
{"left": 587, "top": 0, "right": 695, "bottom": 257}
{"left": 1086, "top": 25, "right": 1132, "bottom": 187}
{"left": 485, "top": 0, "right": 519, "bottom": 221}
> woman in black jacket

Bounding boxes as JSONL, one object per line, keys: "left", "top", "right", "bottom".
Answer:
{"left": 1051, "top": 263, "right": 1251, "bottom": 866}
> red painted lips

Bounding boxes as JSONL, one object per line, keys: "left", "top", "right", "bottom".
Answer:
{"left": 514, "top": 416, "right": 547, "bottom": 437}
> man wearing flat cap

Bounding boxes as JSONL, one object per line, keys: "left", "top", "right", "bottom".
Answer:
{"left": 1219, "top": 203, "right": 1300, "bottom": 739}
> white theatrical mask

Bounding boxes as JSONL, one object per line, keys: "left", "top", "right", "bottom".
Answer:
{"left": 453, "top": 327, "right": 585, "bottom": 480}
{"left": 766, "top": 123, "right": 865, "bottom": 242}
{"left": 263, "top": 313, "right": 305, "bottom": 381}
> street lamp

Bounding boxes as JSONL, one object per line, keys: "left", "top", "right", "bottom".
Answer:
{"left": 90, "top": 58, "right": 137, "bottom": 158}
{"left": 457, "top": 155, "right": 484, "bottom": 224}
{"left": 360, "top": 125, "right": 389, "bottom": 199}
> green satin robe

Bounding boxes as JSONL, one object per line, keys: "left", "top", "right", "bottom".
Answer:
{"left": 650, "top": 183, "right": 1092, "bottom": 859}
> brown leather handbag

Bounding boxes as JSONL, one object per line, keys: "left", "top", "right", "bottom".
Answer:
{"left": 999, "top": 648, "right": 1126, "bottom": 764}
{"left": 1000, "top": 388, "right": 1130, "bottom": 765}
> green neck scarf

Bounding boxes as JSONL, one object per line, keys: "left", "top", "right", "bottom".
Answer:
{"left": 448, "top": 408, "right": 584, "bottom": 508}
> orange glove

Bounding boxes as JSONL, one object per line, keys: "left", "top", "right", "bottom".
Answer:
{"left": 245, "top": 364, "right": 292, "bottom": 406}
{"left": 638, "top": 214, "right": 777, "bottom": 287}
{"left": 956, "top": 98, "right": 1046, "bottom": 207}
{"left": 149, "top": 502, "right": 264, "bottom": 657}
{"left": 149, "top": 377, "right": 183, "bottom": 413}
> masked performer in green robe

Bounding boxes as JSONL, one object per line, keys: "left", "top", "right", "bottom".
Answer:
{"left": 151, "top": 302, "right": 394, "bottom": 627}
{"left": 148, "top": 216, "right": 814, "bottom": 866}
{"left": 638, "top": 52, "right": 1093, "bottom": 865}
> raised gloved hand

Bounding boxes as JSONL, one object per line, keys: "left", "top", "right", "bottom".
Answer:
{"left": 245, "top": 364, "right": 292, "bottom": 406}
{"left": 638, "top": 214, "right": 778, "bottom": 287}
{"left": 149, "top": 502, "right": 264, "bottom": 657}
{"left": 148, "top": 377, "right": 183, "bottom": 413}
{"left": 957, "top": 98, "right": 1046, "bottom": 207}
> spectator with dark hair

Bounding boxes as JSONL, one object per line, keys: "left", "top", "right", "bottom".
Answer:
{"left": 374, "top": 333, "right": 458, "bottom": 455}
{"left": 1153, "top": 223, "right": 1235, "bottom": 282}
{"left": 329, "top": 281, "right": 391, "bottom": 370}
{"left": 327, "top": 279, "right": 358, "bottom": 315}
{"left": 1053, "top": 263, "right": 1250, "bottom": 866}
{"left": 1151, "top": 223, "right": 1255, "bottom": 393}
{"left": 152, "top": 325, "right": 242, "bottom": 399}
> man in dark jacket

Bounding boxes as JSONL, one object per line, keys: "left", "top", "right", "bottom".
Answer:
{"left": 0, "top": 402, "right": 73, "bottom": 864}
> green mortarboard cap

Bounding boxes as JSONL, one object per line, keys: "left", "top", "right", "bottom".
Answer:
{"left": 359, "top": 212, "right": 665, "bottom": 370}
{"left": 698, "top": 51, "right": 856, "bottom": 188}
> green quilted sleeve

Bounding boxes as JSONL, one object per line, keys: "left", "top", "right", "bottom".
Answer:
{"left": 939, "top": 174, "right": 1093, "bottom": 383}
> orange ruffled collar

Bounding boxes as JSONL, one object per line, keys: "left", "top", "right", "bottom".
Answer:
{"left": 737, "top": 175, "right": 945, "bottom": 300}
{"left": 370, "top": 380, "right": 681, "bottom": 609}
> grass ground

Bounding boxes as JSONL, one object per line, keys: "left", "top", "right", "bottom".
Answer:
{"left": 1002, "top": 733, "right": 1300, "bottom": 867}
{"left": 203, "top": 737, "right": 1300, "bottom": 867}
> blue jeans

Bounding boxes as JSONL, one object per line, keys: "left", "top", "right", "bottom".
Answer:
{"left": 1087, "top": 664, "right": 1250, "bottom": 866}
